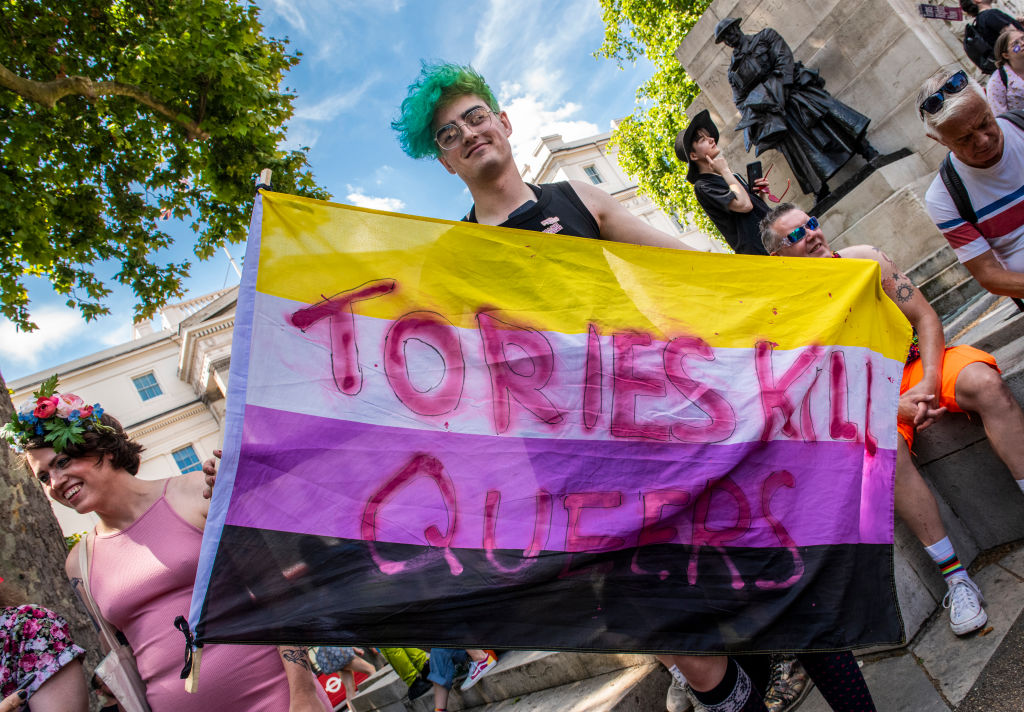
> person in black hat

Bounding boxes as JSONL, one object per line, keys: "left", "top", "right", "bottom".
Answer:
{"left": 675, "top": 109, "right": 770, "bottom": 255}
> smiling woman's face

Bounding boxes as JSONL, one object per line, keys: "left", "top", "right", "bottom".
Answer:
{"left": 25, "top": 447, "right": 112, "bottom": 513}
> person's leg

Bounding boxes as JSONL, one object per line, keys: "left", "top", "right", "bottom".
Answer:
{"left": 406, "top": 647, "right": 429, "bottom": 675}
{"left": 671, "top": 656, "right": 767, "bottom": 711}
{"left": 893, "top": 437, "right": 947, "bottom": 547}
{"left": 432, "top": 682, "right": 450, "bottom": 711}
{"left": 22, "top": 660, "right": 89, "bottom": 712}
{"left": 379, "top": 647, "right": 418, "bottom": 686}
{"left": 340, "top": 669, "right": 357, "bottom": 712}
{"left": 954, "top": 361, "right": 1024, "bottom": 487}
{"left": 796, "top": 651, "right": 875, "bottom": 712}
{"left": 346, "top": 655, "right": 376, "bottom": 677}
{"left": 893, "top": 434, "right": 986, "bottom": 632}
{"left": 426, "top": 649, "right": 461, "bottom": 711}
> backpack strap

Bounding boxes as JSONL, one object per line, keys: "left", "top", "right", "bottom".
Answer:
{"left": 939, "top": 154, "right": 978, "bottom": 226}
{"left": 999, "top": 109, "right": 1024, "bottom": 132}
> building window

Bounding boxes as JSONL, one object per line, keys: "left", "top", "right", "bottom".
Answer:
{"left": 583, "top": 165, "right": 603, "bottom": 185}
{"left": 172, "top": 446, "right": 203, "bottom": 474}
{"left": 132, "top": 372, "right": 163, "bottom": 401}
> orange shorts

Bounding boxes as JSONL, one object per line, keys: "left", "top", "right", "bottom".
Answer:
{"left": 899, "top": 344, "right": 999, "bottom": 448}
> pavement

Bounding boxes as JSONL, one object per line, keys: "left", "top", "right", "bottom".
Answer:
{"left": 797, "top": 543, "right": 1024, "bottom": 712}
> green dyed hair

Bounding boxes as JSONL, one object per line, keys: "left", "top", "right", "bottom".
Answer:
{"left": 392, "top": 61, "right": 500, "bottom": 159}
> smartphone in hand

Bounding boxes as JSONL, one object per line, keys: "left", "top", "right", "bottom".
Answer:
{"left": 746, "top": 161, "right": 763, "bottom": 188}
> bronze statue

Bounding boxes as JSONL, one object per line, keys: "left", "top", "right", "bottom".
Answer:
{"left": 715, "top": 17, "right": 880, "bottom": 201}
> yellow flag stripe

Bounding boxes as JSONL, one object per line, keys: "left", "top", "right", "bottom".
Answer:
{"left": 254, "top": 191, "right": 911, "bottom": 358}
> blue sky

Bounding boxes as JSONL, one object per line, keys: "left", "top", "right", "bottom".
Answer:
{"left": 0, "top": 0, "right": 655, "bottom": 382}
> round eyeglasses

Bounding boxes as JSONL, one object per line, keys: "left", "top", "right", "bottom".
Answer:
{"left": 786, "top": 216, "right": 819, "bottom": 244}
{"left": 434, "top": 107, "right": 495, "bottom": 151}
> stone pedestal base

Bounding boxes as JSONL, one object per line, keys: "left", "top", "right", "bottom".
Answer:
{"left": 820, "top": 152, "right": 946, "bottom": 273}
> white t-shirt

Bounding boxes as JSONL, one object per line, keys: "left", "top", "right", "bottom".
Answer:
{"left": 925, "top": 116, "right": 1024, "bottom": 270}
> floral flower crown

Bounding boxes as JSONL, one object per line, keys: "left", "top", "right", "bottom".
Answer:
{"left": 2, "top": 375, "right": 112, "bottom": 452}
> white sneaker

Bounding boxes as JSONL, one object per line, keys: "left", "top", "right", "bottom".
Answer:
{"left": 943, "top": 576, "right": 987, "bottom": 635}
{"left": 459, "top": 654, "right": 497, "bottom": 691}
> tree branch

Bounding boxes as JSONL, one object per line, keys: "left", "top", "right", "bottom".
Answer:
{"left": 0, "top": 62, "right": 210, "bottom": 140}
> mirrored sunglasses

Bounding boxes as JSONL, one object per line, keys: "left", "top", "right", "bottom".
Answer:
{"left": 918, "top": 70, "right": 969, "bottom": 117}
{"left": 786, "top": 216, "right": 819, "bottom": 244}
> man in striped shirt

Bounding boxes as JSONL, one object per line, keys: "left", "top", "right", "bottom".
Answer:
{"left": 920, "top": 69, "right": 1024, "bottom": 296}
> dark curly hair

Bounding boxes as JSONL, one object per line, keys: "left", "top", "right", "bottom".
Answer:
{"left": 24, "top": 413, "right": 144, "bottom": 475}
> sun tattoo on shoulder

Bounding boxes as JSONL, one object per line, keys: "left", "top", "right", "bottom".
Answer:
{"left": 893, "top": 273, "right": 915, "bottom": 303}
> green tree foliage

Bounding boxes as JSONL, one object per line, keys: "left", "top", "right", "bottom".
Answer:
{"left": 596, "top": 0, "right": 724, "bottom": 242}
{"left": 0, "top": 0, "right": 330, "bottom": 330}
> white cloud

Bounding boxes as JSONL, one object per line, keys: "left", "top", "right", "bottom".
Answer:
{"left": 345, "top": 187, "right": 406, "bottom": 213}
{"left": 284, "top": 74, "right": 379, "bottom": 150}
{"left": 501, "top": 92, "right": 599, "bottom": 170}
{"left": 0, "top": 307, "right": 110, "bottom": 375}
{"left": 264, "top": 0, "right": 308, "bottom": 33}
{"left": 472, "top": 0, "right": 601, "bottom": 101}
{"left": 293, "top": 75, "right": 379, "bottom": 121}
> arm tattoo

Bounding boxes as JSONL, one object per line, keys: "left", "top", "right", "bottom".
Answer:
{"left": 281, "top": 647, "right": 312, "bottom": 671}
{"left": 892, "top": 273, "right": 916, "bottom": 303}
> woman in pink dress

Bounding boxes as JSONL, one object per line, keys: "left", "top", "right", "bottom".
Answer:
{"left": 8, "top": 381, "right": 330, "bottom": 712}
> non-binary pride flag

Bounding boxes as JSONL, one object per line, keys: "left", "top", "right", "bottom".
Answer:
{"left": 189, "top": 190, "right": 910, "bottom": 655}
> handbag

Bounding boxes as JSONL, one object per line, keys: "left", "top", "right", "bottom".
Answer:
{"left": 79, "top": 534, "right": 152, "bottom": 712}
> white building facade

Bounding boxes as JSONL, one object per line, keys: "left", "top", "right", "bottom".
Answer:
{"left": 11, "top": 289, "right": 238, "bottom": 536}
{"left": 520, "top": 128, "right": 725, "bottom": 253}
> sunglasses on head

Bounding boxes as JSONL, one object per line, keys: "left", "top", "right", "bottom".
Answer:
{"left": 918, "top": 70, "right": 969, "bottom": 117}
{"left": 786, "top": 216, "right": 819, "bottom": 244}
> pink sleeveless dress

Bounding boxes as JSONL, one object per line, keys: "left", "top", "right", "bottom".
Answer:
{"left": 90, "top": 482, "right": 329, "bottom": 711}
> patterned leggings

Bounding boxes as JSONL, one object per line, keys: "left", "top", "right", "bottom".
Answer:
{"left": 797, "top": 651, "right": 877, "bottom": 712}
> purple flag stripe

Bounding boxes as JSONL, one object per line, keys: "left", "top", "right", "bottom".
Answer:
{"left": 225, "top": 405, "right": 895, "bottom": 550}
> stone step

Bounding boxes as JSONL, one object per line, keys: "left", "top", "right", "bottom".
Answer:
{"left": 927, "top": 277, "right": 986, "bottom": 320}
{"left": 906, "top": 244, "right": 957, "bottom": 285}
{"left": 350, "top": 667, "right": 411, "bottom": 712}
{"left": 430, "top": 652, "right": 657, "bottom": 711}
{"left": 352, "top": 651, "right": 659, "bottom": 712}
{"left": 461, "top": 662, "right": 670, "bottom": 712}
{"left": 917, "top": 259, "right": 974, "bottom": 303}
{"left": 942, "top": 291, "right": 1000, "bottom": 336}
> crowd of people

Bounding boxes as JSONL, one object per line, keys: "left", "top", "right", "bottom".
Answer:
{"left": 4, "top": 8, "right": 1024, "bottom": 712}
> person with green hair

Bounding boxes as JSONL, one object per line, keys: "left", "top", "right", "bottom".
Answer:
{"left": 393, "top": 61, "right": 787, "bottom": 712}
{"left": 392, "top": 61, "right": 688, "bottom": 248}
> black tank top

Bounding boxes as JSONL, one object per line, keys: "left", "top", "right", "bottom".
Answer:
{"left": 463, "top": 182, "right": 603, "bottom": 240}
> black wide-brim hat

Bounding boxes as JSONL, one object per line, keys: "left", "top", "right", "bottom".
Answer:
{"left": 714, "top": 17, "right": 742, "bottom": 43}
{"left": 675, "top": 109, "right": 719, "bottom": 184}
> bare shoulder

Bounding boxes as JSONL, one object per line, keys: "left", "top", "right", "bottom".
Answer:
{"left": 838, "top": 244, "right": 890, "bottom": 264}
{"left": 65, "top": 540, "right": 83, "bottom": 579}
{"left": 164, "top": 471, "right": 209, "bottom": 530}
{"left": 166, "top": 470, "right": 206, "bottom": 496}
{"left": 566, "top": 179, "right": 611, "bottom": 208}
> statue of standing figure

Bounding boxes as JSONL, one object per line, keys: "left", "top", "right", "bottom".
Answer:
{"left": 715, "top": 17, "right": 881, "bottom": 201}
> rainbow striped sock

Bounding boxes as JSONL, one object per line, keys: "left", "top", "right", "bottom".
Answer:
{"left": 937, "top": 553, "right": 965, "bottom": 581}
